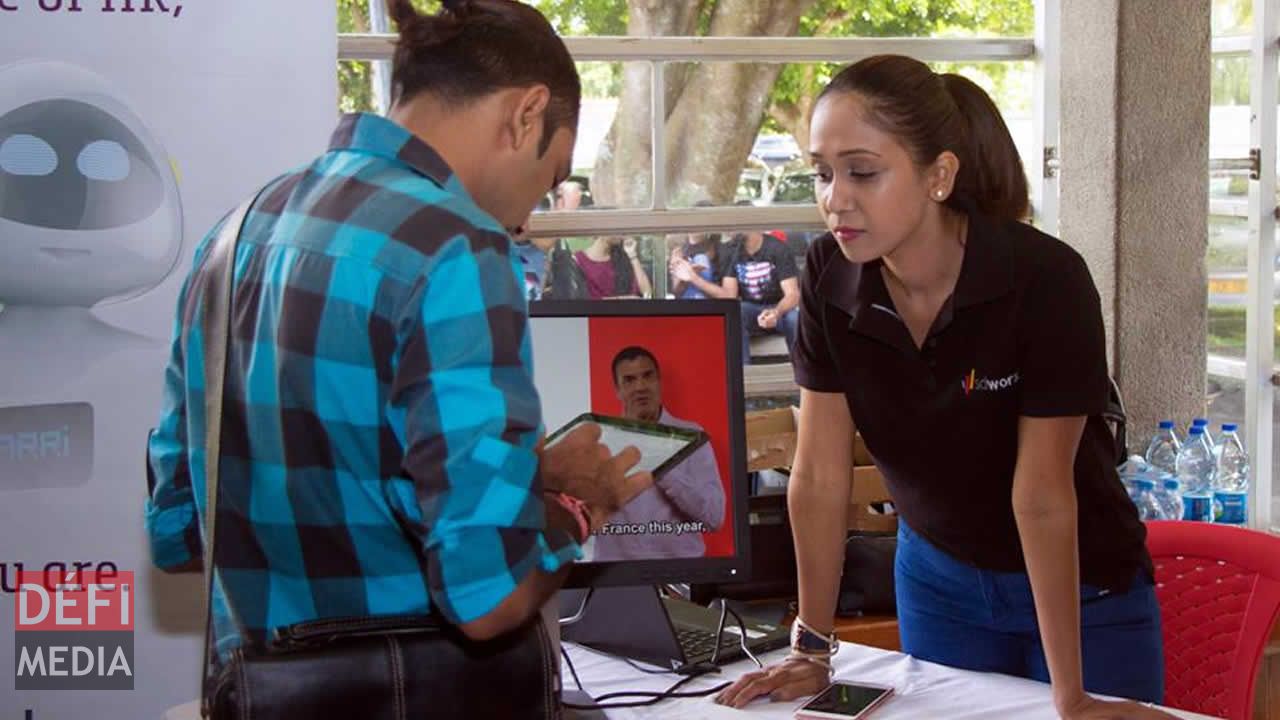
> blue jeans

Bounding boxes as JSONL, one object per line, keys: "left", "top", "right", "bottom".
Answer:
{"left": 894, "top": 521, "right": 1164, "bottom": 703}
{"left": 740, "top": 301, "right": 799, "bottom": 365}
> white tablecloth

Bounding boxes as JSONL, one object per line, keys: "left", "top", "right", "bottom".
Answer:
{"left": 561, "top": 642, "right": 1221, "bottom": 720}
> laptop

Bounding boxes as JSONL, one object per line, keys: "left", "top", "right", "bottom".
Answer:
{"left": 561, "top": 587, "right": 790, "bottom": 671}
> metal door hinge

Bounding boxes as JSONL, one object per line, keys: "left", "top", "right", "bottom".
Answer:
{"left": 1043, "top": 146, "right": 1060, "bottom": 179}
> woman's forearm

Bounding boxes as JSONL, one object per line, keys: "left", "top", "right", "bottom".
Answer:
{"left": 1014, "top": 478, "right": 1085, "bottom": 708}
{"left": 789, "top": 469, "right": 852, "bottom": 632}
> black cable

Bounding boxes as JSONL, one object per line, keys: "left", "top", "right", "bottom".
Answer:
{"left": 558, "top": 595, "right": 764, "bottom": 710}
{"left": 560, "top": 644, "right": 584, "bottom": 692}
{"left": 561, "top": 669, "right": 733, "bottom": 710}
{"left": 721, "top": 602, "right": 764, "bottom": 669}
{"left": 708, "top": 596, "right": 730, "bottom": 665}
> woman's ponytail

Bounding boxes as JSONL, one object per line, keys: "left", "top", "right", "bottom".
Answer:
{"left": 939, "top": 73, "right": 1029, "bottom": 222}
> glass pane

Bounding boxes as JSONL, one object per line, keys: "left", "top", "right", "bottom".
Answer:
{"left": 1204, "top": 28, "right": 1252, "bottom": 519}
{"left": 525, "top": 62, "right": 652, "bottom": 210}
{"left": 1212, "top": 0, "right": 1252, "bottom": 37}
{"left": 659, "top": 61, "right": 1033, "bottom": 210}
{"left": 1207, "top": 40, "right": 1250, "bottom": 361}
{"left": 336, "top": 57, "right": 652, "bottom": 207}
{"left": 337, "top": 0, "right": 371, "bottom": 33}
{"left": 523, "top": 234, "right": 666, "bottom": 302}
{"left": 807, "top": 0, "right": 1032, "bottom": 38}
{"left": 341, "top": 0, "right": 1034, "bottom": 38}
{"left": 525, "top": 231, "right": 802, "bottom": 365}
{"left": 338, "top": 60, "right": 377, "bottom": 114}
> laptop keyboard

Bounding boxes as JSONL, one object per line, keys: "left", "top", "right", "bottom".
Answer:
{"left": 674, "top": 625, "right": 750, "bottom": 661}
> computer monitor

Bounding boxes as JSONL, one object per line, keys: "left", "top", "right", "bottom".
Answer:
{"left": 528, "top": 299, "right": 750, "bottom": 589}
{"left": 530, "top": 299, "right": 780, "bottom": 670}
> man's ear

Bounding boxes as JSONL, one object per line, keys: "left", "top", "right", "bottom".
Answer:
{"left": 506, "top": 84, "right": 552, "bottom": 152}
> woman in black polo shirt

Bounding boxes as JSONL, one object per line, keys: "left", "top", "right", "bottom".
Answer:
{"left": 717, "top": 56, "right": 1169, "bottom": 719}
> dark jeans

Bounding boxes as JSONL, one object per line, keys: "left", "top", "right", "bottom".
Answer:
{"left": 894, "top": 521, "right": 1164, "bottom": 703}
{"left": 740, "top": 301, "right": 799, "bottom": 365}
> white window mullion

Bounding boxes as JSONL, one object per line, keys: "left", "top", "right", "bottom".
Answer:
{"left": 1247, "top": 0, "right": 1278, "bottom": 530}
{"left": 651, "top": 61, "right": 666, "bottom": 211}
{"left": 366, "top": 0, "right": 393, "bottom": 115}
{"left": 1032, "top": 0, "right": 1060, "bottom": 234}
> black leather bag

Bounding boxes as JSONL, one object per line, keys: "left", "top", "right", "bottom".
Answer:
{"left": 205, "top": 615, "right": 558, "bottom": 720}
{"left": 835, "top": 531, "right": 897, "bottom": 617}
{"left": 198, "top": 198, "right": 558, "bottom": 719}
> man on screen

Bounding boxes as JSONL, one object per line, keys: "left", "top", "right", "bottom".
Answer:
{"left": 592, "top": 346, "right": 726, "bottom": 561}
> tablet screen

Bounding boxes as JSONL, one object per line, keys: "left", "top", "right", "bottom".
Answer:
{"left": 547, "top": 414, "right": 703, "bottom": 477}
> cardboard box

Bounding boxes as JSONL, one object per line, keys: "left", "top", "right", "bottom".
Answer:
{"left": 744, "top": 407, "right": 799, "bottom": 471}
{"left": 848, "top": 465, "right": 895, "bottom": 533}
{"left": 744, "top": 406, "right": 875, "bottom": 469}
{"left": 743, "top": 407, "right": 895, "bottom": 532}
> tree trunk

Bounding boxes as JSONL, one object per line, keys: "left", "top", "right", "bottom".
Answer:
{"left": 592, "top": 0, "right": 817, "bottom": 208}
{"left": 590, "top": 0, "right": 705, "bottom": 207}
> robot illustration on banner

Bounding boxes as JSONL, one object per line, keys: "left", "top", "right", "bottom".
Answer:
{"left": 0, "top": 60, "right": 184, "bottom": 490}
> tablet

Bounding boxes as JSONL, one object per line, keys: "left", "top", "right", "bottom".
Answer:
{"left": 544, "top": 413, "right": 708, "bottom": 480}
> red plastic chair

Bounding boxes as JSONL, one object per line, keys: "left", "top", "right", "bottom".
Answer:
{"left": 1146, "top": 520, "right": 1280, "bottom": 720}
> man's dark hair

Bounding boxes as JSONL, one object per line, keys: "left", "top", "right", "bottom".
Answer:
{"left": 385, "top": 0, "right": 581, "bottom": 156}
{"left": 611, "top": 346, "right": 660, "bottom": 387}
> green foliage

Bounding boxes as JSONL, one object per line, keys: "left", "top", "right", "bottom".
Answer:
{"left": 1212, "top": 56, "right": 1250, "bottom": 106}
{"left": 339, "top": 62, "right": 377, "bottom": 113}
{"left": 536, "top": 0, "right": 628, "bottom": 36}
{"left": 337, "top": 0, "right": 1035, "bottom": 123}
{"left": 1212, "top": 0, "right": 1251, "bottom": 36}
{"left": 769, "top": 0, "right": 1033, "bottom": 133}
{"left": 1207, "top": 304, "right": 1280, "bottom": 360}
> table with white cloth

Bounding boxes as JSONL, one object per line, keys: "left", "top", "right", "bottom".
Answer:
{"left": 561, "top": 641, "right": 1221, "bottom": 720}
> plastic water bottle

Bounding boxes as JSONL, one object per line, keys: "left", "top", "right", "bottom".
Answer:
{"left": 1155, "top": 476, "right": 1183, "bottom": 522}
{"left": 1118, "top": 455, "right": 1148, "bottom": 501}
{"left": 1191, "top": 418, "right": 1214, "bottom": 455}
{"left": 1131, "top": 478, "right": 1163, "bottom": 522}
{"left": 1175, "top": 426, "right": 1216, "bottom": 522}
{"left": 1143, "top": 421, "right": 1181, "bottom": 475}
{"left": 1213, "top": 423, "right": 1249, "bottom": 526}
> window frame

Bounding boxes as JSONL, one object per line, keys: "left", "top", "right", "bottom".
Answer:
{"left": 336, "top": 2, "right": 1065, "bottom": 470}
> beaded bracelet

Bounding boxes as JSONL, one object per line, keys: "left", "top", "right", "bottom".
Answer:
{"left": 785, "top": 651, "right": 835, "bottom": 676}
{"left": 547, "top": 492, "right": 591, "bottom": 544}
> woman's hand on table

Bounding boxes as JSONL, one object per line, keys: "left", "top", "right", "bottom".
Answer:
{"left": 1058, "top": 693, "right": 1180, "bottom": 719}
{"left": 713, "top": 657, "right": 830, "bottom": 709}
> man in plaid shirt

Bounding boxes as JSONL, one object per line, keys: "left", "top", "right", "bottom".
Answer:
{"left": 146, "top": 0, "right": 650, "bottom": 660}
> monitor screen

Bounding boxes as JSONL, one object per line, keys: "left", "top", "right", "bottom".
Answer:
{"left": 529, "top": 299, "right": 749, "bottom": 588}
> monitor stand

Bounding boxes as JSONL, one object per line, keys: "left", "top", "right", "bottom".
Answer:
{"left": 559, "top": 585, "right": 684, "bottom": 670}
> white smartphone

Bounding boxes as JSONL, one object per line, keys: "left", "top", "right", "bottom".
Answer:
{"left": 794, "top": 681, "right": 895, "bottom": 720}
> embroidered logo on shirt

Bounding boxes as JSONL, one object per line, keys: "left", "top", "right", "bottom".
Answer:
{"left": 961, "top": 369, "right": 1021, "bottom": 396}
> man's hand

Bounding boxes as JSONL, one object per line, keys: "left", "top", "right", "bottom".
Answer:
{"left": 539, "top": 423, "right": 653, "bottom": 529}
{"left": 758, "top": 308, "right": 779, "bottom": 329}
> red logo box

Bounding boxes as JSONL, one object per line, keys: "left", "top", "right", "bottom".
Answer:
{"left": 14, "top": 569, "right": 133, "bottom": 632}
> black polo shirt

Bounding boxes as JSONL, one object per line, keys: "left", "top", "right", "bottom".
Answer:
{"left": 792, "top": 212, "right": 1151, "bottom": 592}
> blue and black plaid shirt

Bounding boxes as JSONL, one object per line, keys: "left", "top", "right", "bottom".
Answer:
{"left": 145, "top": 113, "right": 580, "bottom": 659}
